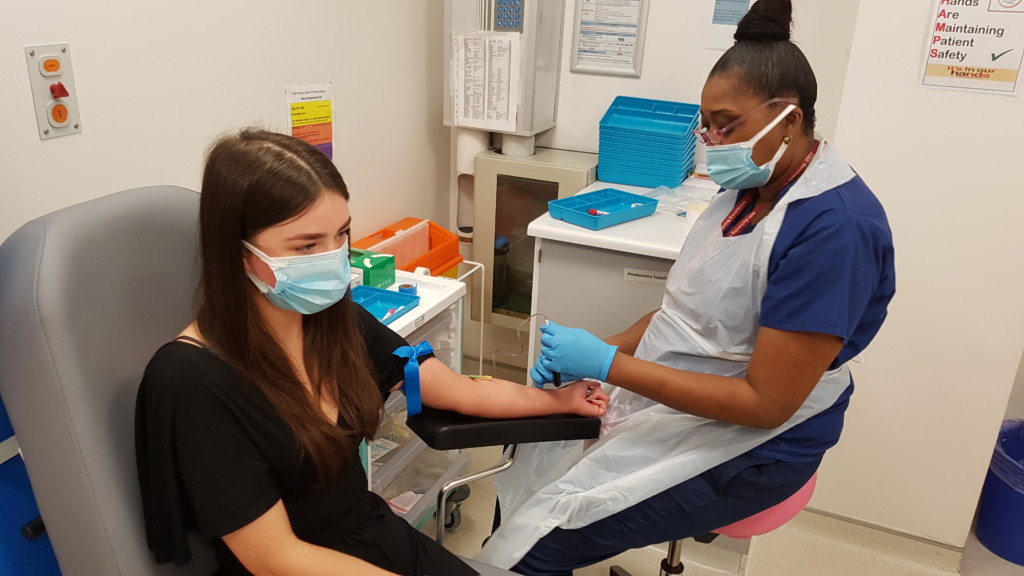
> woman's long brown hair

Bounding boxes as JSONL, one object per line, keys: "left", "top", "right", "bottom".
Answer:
{"left": 196, "top": 127, "right": 381, "bottom": 484}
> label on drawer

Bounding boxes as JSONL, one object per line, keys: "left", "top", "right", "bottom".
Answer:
{"left": 369, "top": 437, "right": 400, "bottom": 462}
{"left": 623, "top": 268, "right": 669, "bottom": 284}
{"left": 388, "top": 491, "right": 423, "bottom": 516}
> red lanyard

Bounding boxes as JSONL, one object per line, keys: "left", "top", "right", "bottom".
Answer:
{"left": 720, "top": 190, "right": 758, "bottom": 236}
{"left": 720, "top": 141, "right": 821, "bottom": 237}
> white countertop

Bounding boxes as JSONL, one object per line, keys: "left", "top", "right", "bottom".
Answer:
{"left": 385, "top": 271, "right": 466, "bottom": 339}
{"left": 527, "top": 181, "right": 695, "bottom": 260}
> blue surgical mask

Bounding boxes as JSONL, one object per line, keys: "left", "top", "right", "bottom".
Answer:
{"left": 705, "top": 104, "right": 796, "bottom": 190}
{"left": 242, "top": 240, "right": 351, "bottom": 315}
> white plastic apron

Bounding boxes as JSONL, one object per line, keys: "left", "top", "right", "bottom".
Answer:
{"left": 477, "top": 142, "right": 857, "bottom": 569}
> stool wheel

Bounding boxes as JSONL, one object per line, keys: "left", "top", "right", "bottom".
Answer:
{"left": 441, "top": 485, "right": 470, "bottom": 531}
{"left": 448, "top": 484, "right": 470, "bottom": 503}
{"left": 444, "top": 506, "right": 462, "bottom": 530}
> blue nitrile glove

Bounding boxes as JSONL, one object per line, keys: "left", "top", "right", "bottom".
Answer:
{"left": 528, "top": 322, "right": 617, "bottom": 385}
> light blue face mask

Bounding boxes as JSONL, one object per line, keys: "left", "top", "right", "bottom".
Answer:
{"left": 705, "top": 104, "right": 796, "bottom": 190}
{"left": 242, "top": 240, "right": 351, "bottom": 315}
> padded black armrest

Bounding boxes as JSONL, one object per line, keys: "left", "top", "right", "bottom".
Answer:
{"left": 407, "top": 406, "right": 601, "bottom": 451}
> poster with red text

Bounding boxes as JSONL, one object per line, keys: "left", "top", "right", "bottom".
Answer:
{"left": 923, "top": 0, "right": 1024, "bottom": 93}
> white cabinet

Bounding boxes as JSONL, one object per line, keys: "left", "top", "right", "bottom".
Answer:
{"left": 367, "top": 272, "right": 471, "bottom": 530}
{"left": 526, "top": 180, "right": 690, "bottom": 375}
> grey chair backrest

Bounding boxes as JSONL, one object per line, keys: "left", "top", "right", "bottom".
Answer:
{"left": 0, "top": 186, "right": 216, "bottom": 575}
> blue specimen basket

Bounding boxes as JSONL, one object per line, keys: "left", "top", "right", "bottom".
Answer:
{"left": 548, "top": 188, "right": 658, "bottom": 230}
{"left": 976, "top": 419, "right": 1024, "bottom": 566}
{"left": 351, "top": 285, "right": 420, "bottom": 325}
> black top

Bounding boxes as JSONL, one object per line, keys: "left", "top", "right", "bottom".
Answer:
{"left": 135, "top": 306, "right": 474, "bottom": 576}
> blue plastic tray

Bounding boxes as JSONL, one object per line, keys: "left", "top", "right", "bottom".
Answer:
{"left": 599, "top": 155, "right": 688, "bottom": 170}
{"left": 548, "top": 189, "right": 658, "bottom": 230}
{"left": 600, "top": 99, "right": 699, "bottom": 129}
{"left": 599, "top": 158, "right": 689, "bottom": 174}
{"left": 602, "top": 159, "right": 694, "bottom": 178}
{"left": 599, "top": 145, "right": 694, "bottom": 163}
{"left": 599, "top": 97, "right": 701, "bottom": 137}
{"left": 601, "top": 133, "right": 696, "bottom": 153}
{"left": 600, "top": 149, "right": 692, "bottom": 165}
{"left": 598, "top": 166, "right": 687, "bottom": 181}
{"left": 351, "top": 285, "right": 420, "bottom": 325}
{"left": 598, "top": 167, "right": 690, "bottom": 189}
{"left": 601, "top": 133, "right": 696, "bottom": 151}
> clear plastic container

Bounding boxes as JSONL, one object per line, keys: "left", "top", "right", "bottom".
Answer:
{"left": 355, "top": 219, "right": 429, "bottom": 269}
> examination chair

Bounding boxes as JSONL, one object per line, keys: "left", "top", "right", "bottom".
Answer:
{"left": 407, "top": 406, "right": 601, "bottom": 547}
{"left": 409, "top": 408, "right": 811, "bottom": 576}
{"left": 0, "top": 186, "right": 519, "bottom": 576}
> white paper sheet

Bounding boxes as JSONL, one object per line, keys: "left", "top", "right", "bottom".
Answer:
{"left": 701, "top": 0, "right": 754, "bottom": 51}
{"left": 453, "top": 31, "right": 520, "bottom": 132}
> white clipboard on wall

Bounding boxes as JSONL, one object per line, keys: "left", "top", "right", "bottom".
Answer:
{"left": 570, "top": 0, "right": 650, "bottom": 78}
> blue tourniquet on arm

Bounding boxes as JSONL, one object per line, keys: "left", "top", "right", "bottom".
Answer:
{"left": 392, "top": 341, "right": 434, "bottom": 416}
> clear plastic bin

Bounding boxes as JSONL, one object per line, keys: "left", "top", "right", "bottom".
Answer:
{"left": 354, "top": 219, "right": 429, "bottom": 269}
{"left": 353, "top": 218, "right": 464, "bottom": 277}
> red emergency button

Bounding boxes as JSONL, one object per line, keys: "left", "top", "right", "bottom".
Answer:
{"left": 50, "top": 82, "right": 70, "bottom": 99}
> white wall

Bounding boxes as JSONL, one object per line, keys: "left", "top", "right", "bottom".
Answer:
{"left": 538, "top": 1, "right": 861, "bottom": 152}
{"left": 0, "top": 0, "right": 450, "bottom": 243}
{"left": 819, "top": 0, "right": 1024, "bottom": 548}
{"left": 1005, "top": 352, "right": 1024, "bottom": 419}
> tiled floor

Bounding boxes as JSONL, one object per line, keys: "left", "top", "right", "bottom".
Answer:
{"left": 960, "top": 523, "right": 1024, "bottom": 576}
{"left": 433, "top": 445, "right": 1024, "bottom": 576}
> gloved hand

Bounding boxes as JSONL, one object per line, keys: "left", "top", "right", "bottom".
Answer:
{"left": 529, "top": 322, "right": 617, "bottom": 385}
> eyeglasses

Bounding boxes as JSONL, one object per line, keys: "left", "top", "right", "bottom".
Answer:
{"left": 693, "top": 97, "right": 799, "bottom": 145}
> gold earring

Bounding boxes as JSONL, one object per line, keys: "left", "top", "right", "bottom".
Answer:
{"left": 783, "top": 136, "right": 791, "bottom": 144}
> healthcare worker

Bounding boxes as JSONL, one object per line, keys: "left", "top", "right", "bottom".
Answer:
{"left": 476, "top": 0, "right": 896, "bottom": 573}
{"left": 134, "top": 128, "right": 609, "bottom": 576}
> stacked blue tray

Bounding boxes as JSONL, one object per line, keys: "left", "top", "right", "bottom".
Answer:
{"left": 598, "top": 96, "right": 701, "bottom": 189}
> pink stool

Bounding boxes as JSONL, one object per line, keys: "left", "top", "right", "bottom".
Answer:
{"left": 610, "top": 473, "right": 817, "bottom": 576}
{"left": 715, "top": 472, "right": 816, "bottom": 538}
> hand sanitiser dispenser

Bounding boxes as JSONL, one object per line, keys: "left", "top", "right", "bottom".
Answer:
{"left": 443, "top": 0, "right": 565, "bottom": 154}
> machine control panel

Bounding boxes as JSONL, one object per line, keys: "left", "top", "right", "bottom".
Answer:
{"left": 494, "top": 0, "right": 523, "bottom": 32}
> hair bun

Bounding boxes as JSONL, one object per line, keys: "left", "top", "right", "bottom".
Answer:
{"left": 734, "top": 0, "right": 793, "bottom": 43}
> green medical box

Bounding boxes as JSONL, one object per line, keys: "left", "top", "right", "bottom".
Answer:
{"left": 350, "top": 248, "right": 396, "bottom": 289}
